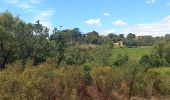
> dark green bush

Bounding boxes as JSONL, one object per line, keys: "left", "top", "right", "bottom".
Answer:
{"left": 63, "top": 46, "right": 89, "bottom": 65}
{"left": 112, "top": 53, "right": 129, "bottom": 66}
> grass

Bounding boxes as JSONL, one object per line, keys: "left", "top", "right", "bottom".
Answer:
{"left": 149, "top": 67, "right": 170, "bottom": 74}
{"left": 77, "top": 44, "right": 152, "bottom": 61}
{"left": 111, "top": 46, "right": 152, "bottom": 60}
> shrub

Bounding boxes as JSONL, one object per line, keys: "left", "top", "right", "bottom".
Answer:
{"left": 63, "top": 46, "right": 89, "bottom": 65}
{"left": 20, "top": 65, "right": 55, "bottom": 99}
{"left": 53, "top": 66, "right": 88, "bottom": 100}
{"left": 112, "top": 53, "right": 129, "bottom": 66}
{"left": 90, "top": 45, "right": 112, "bottom": 66}
{"left": 150, "top": 68, "right": 170, "bottom": 95}
{"left": 90, "top": 66, "right": 122, "bottom": 99}
{"left": 0, "top": 61, "right": 23, "bottom": 99}
{"left": 139, "top": 54, "right": 168, "bottom": 68}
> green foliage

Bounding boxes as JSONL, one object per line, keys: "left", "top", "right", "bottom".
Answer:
{"left": 63, "top": 46, "right": 89, "bottom": 65}
{"left": 107, "top": 33, "right": 121, "bottom": 43}
{"left": 139, "top": 39, "right": 170, "bottom": 68}
{"left": 85, "top": 31, "right": 100, "bottom": 44}
{"left": 138, "top": 36, "right": 155, "bottom": 46}
{"left": 62, "top": 28, "right": 82, "bottom": 44}
{"left": 1, "top": 10, "right": 170, "bottom": 99}
{"left": 153, "top": 41, "right": 165, "bottom": 58}
{"left": 139, "top": 54, "right": 167, "bottom": 68}
{"left": 0, "top": 11, "right": 50, "bottom": 68}
{"left": 50, "top": 28, "right": 67, "bottom": 67}
{"left": 31, "top": 21, "right": 50, "bottom": 65}
{"left": 139, "top": 55, "right": 151, "bottom": 67}
{"left": 0, "top": 11, "right": 18, "bottom": 69}
{"left": 149, "top": 68, "right": 170, "bottom": 95}
{"left": 112, "top": 53, "right": 129, "bottom": 66}
{"left": 124, "top": 39, "right": 140, "bottom": 47}
{"left": 162, "top": 43, "right": 170, "bottom": 64}
{"left": 90, "top": 45, "right": 112, "bottom": 66}
{"left": 127, "top": 33, "right": 136, "bottom": 39}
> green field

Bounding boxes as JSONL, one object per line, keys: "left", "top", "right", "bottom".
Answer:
{"left": 111, "top": 47, "right": 152, "bottom": 60}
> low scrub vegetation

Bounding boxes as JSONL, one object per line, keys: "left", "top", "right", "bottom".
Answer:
{"left": 1, "top": 61, "right": 170, "bottom": 99}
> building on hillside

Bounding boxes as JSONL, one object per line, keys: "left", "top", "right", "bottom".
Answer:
{"left": 113, "top": 41, "right": 124, "bottom": 48}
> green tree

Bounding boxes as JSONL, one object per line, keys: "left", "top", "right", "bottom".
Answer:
{"left": 127, "top": 33, "right": 136, "bottom": 40}
{"left": 0, "top": 11, "right": 17, "bottom": 69}
{"left": 124, "top": 39, "right": 140, "bottom": 47}
{"left": 165, "top": 34, "right": 170, "bottom": 41}
{"left": 31, "top": 20, "right": 50, "bottom": 65}
{"left": 14, "top": 21, "right": 33, "bottom": 68}
{"left": 85, "top": 31, "right": 100, "bottom": 44}
{"left": 107, "top": 33, "right": 120, "bottom": 43}
{"left": 153, "top": 41, "right": 165, "bottom": 58}
{"left": 138, "top": 36, "right": 154, "bottom": 46}
{"left": 119, "top": 34, "right": 124, "bottom": 39}
{"left": 50, "top": 28, "right": 67, "bottom": 67}
{"left": 62, "top": 28, "right": 82, "bottom": 44}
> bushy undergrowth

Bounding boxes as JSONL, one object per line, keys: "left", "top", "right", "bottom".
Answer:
{"left": 0, "top": 61, "right": 170, "bottom": 99}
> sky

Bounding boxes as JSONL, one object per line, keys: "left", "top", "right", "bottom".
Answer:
{"left": 0, "top": 0, "right": 170, "bottom": 36}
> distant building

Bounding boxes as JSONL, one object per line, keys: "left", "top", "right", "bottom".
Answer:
{"left": 137, "top": 35, "right": 152, "bottom": 39}
{"left": 114, "top": 41, "right": 124, "bottom": 48}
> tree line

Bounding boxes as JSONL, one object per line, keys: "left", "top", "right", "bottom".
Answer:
{"left": 1, "top": 11, "right": 170, "bottom": 69}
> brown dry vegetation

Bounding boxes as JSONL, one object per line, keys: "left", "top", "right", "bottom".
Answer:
{"left": 0, "top": 61, "right": 170, "bottom": 100}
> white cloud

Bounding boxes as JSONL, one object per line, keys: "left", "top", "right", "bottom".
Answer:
{"left": 101, "top": 29, "right": 116, "bottom": 35}
{"left": 3, "top": 0, "right": 54, "bottom": 30}
{"left": 103, "top": 13, "right": 110, "bottom": 16}
{"left": 146, "top": 0, "right": 156, "bottom": 4}
{"left": 85, "top": 18, "right": 101, "bottom": 26}
{"left": 120, "top": 15, "right": 170, "bottom": 36}
{"left": 112, "top": 20, "right": 128, "bottom": 27}
{"left": 16, "top": 3, "right": 32, "bottom": 10}
{"left": 4, "top": 0, "right": 45, "bottom": 10}
{"left": 33, "top": 9, "right": 55, "bottom": 30}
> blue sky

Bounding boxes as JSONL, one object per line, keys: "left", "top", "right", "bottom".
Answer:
{"left": 0, "top": 0, "right": 170, "bottom": 36}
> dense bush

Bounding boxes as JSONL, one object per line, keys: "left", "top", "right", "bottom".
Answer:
{"left": 0, "top": 61, "right": 170, "bottom": 99}
{"left": 150, "top": 68, "right": 170, "bottom": 95}
{"left": 90, "top": 66, "right": 122, "bottom": 99}
{"left": 63, "top": 46, "right": 89, "bottom": 66}
{"left": 139, "top": 54, "right": 167, "bottom": 68}
{"left": 112, "top": 53, "right": 129, "bottom": 66}
{"left": 90, "top": 45, "right": 112, "bottom": 66}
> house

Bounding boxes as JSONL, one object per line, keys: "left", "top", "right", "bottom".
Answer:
{"left": 114, "top": 41, "right": 124, "bottom": 48}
